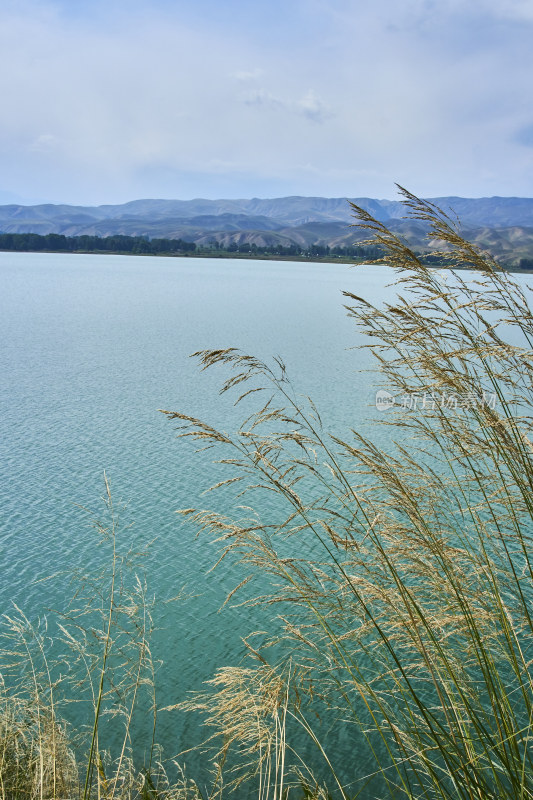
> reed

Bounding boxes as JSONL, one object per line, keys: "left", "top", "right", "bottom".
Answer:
{"left": 0, "top": 477, "right": 169, "bottom": 800}
{"left": 163, "top": 188, "right": 533, "bottom": 798}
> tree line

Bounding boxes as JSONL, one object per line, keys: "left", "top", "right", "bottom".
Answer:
{"left": 0, "top": 232, "right": 197, "bottom": 254}
{"left": 0, "top": 231, "right": 385, "bottom": 260}
{"left": 1, "top": 231, "right": 530, "bottom": 268}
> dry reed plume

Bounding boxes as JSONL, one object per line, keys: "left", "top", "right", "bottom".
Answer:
{"left": 162, "top": 188, "right": 533, "bottom": 799}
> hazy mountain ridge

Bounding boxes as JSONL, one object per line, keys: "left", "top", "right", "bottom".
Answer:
{"left": 3, "top": 195, "right": 533, "bottom": 228}
{"left": 1, "top": 195, "right": 533, "bottom": 265}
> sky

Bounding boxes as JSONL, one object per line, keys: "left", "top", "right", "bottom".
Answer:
{"left": 1, "top": 0, "right": 533, "bottom": 205}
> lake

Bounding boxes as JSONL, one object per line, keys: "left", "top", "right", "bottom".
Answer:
{"left": 1, "top": 252, "right": 531, "bottom": 793}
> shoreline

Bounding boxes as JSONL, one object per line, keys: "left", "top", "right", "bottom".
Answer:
{"left": 1, "top": 247, "right": 532, "bottom": 273}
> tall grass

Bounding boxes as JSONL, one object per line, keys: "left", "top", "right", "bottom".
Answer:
{"left": 0, "top": 476, "right": 170, "bottom": 800}
{"left": 163, "top": 189, "right": 533, "bottom": 798}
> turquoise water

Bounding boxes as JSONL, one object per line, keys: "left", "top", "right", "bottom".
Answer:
{"left": 2, "top": 252, "right": 530, "bottom": 792}
{"left": 0, "top": 253, "right": 390, "bottom": 767}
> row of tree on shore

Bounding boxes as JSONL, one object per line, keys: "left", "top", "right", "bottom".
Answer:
{"left": 0, "top": 231, "right": 386, "bottom": 260}
{"left": 6, "top": 230, "right": 532, "bottom": 268}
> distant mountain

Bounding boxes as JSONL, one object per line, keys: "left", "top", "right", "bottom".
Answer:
{"left": 2, "top": 195, "right": 533, "bottom": 231}
{"left": 1, "top": 195, "right": 533, "bottom": 265}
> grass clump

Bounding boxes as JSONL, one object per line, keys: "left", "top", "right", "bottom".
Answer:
{"left": 162, "top": 188, "right": 533, "bottom": 799}
{"left": 0, "top": 688, "right": 76, "bottom": 799}
{"left": 0, "top": 476, "right": 177, "bottom": 800}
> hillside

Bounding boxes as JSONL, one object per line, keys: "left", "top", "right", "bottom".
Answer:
{"left": 1, "top": 195, "right": 533, "bottom": 266}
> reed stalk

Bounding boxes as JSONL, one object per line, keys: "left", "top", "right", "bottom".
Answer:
{"left": 163, "top": 188, "right": 533, "bottom": 799}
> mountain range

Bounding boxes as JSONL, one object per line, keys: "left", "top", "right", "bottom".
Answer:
{"left": 1, "top": 195, "right": 533, "bottom": 266}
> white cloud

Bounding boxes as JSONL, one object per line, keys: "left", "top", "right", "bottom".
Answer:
{"left": 241, "top": 87, "right": 332, "bottom": 123}
{"left": 296, "top": 90, "right": 332, "bottom": 123}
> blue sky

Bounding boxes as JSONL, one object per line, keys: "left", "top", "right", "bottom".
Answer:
{"left": 1, "top": 0, "right": 533, "bottom": 204}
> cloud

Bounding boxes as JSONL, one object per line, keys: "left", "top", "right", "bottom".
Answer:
{"left": 242, "top": 88, "right": 285, "bottom": 108}
{"left": 296, "top": 90, "right": 332, "bottom": 123}
{"left": 0, "top": 0, "right": 532, "bottom": 202}
{"left": 242, "top": 87, "right": 332, "bottom": 123}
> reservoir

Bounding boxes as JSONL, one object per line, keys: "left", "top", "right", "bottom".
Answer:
{"left": 1, "top": 252, "right": 531, "bottom": 792}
